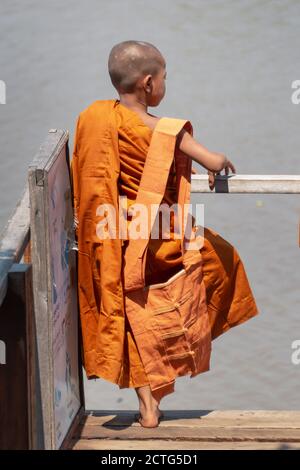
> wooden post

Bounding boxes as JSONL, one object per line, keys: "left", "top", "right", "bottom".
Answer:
{"left": 28, "top": 129, "right": 83, "bottom": 449}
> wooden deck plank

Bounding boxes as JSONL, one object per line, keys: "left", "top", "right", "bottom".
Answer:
{"left": 68, "top": 410, "right": 300, "bottom": 448}
{"left": 70, "top": 439, "right": 300, "bottom": 450}
{"left": 73, "top": 425, "right": 300, "bottom": 442}
{"left": 83, "top": 410, "right": 300, "bottom": 429}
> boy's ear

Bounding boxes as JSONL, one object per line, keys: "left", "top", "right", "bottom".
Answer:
{"left": 144, "top": 74, "right": 152, "bottom": 92}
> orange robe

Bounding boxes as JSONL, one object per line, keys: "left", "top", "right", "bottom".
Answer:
{"left": 70, "top": 99, "right": 259, "bottom": 391}
{"left": 115, "top": 100, "right": 259, "bottom": 389}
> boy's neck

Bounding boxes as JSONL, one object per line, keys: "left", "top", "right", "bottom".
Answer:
{"left": 118, "top": 94, "right": 148, "bottom": 115}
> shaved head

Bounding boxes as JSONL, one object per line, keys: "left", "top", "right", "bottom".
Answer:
{"left": 108, "top": 40, "right": 165, "bottom": 93}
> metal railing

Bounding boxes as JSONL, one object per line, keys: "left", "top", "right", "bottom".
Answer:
{"left": 191, "top": 174, "right": 300, "bottom": 193}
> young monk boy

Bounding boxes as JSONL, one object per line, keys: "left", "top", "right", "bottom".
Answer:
{"left": 71, "top": 40, "right": 259, "bottom": 429}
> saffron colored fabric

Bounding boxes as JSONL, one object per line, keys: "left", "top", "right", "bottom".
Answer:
{"left": 70, "top": 99, "right": 259, "bottom": 391}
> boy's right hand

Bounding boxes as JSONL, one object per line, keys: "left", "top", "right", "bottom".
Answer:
{"left": 222, "top": 157, "right": 236, "bottom": 175}
{"left": 207, "top": 159, "right": 236, "bottom": 191}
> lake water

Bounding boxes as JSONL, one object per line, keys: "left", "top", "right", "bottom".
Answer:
{"left": 0, "top": 0, "right": 299, "bottom": 411}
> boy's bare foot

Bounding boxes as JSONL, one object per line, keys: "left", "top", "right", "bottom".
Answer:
{"left": 134, "top": 384, "right": 163, "bottom": 428}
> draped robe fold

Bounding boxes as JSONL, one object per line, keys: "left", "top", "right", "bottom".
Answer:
{"left": 70, "top": 99, "right": 259, "bottom": 391}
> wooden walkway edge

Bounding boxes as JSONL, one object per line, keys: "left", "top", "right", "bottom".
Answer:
{"left": 65, "top": 410, "right": 300, "bottom": 450}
